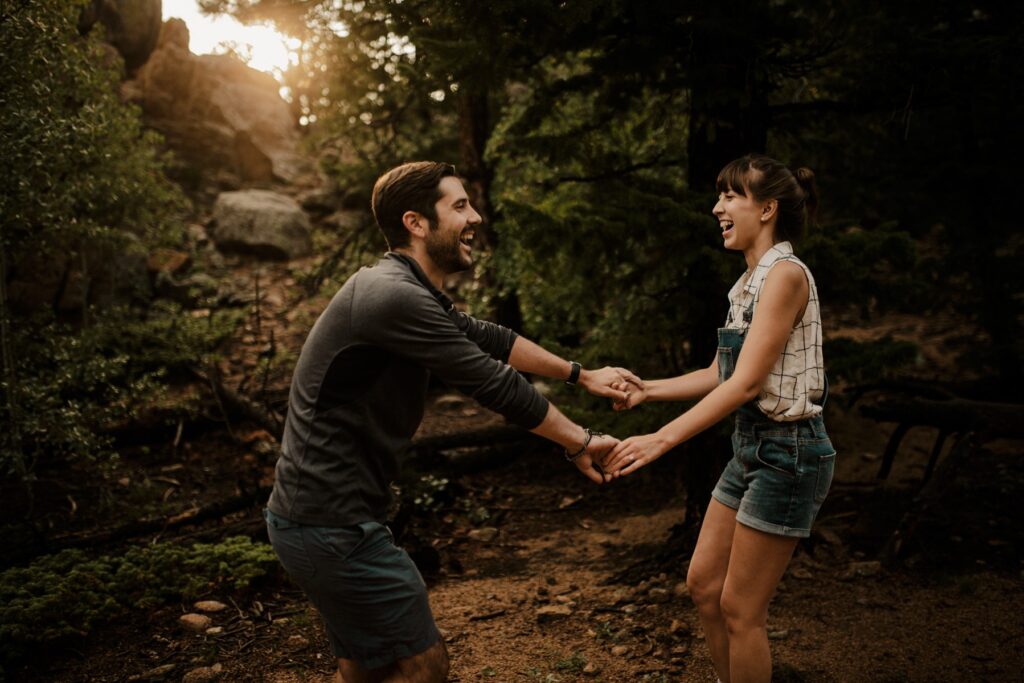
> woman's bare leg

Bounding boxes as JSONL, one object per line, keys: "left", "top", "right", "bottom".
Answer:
{"left": 687, "top": 499, "right": 739, "bottom": 683}
{"left": 719, "top": 524, "right": 798, "bottom": 683}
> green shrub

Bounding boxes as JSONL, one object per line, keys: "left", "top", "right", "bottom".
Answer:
{"left": 0, "top": 0, "right": 192, "bottom": 485}
{"left": 0, "top": 537, "right": 278, "bottom": 665}
{"left": 1, "top": 304, "right": 242, "bottom": 480}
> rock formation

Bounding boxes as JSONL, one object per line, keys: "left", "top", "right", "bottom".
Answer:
{"left": 79, "top": 0, "right": 163, "bottom": 72}
{"left": 123, "top": 18, "right": 308, "bottom": 195}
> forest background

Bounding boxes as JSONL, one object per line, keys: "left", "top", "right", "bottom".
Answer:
{"left": 1, "top": 0, "right": 1022, "bottom": 679}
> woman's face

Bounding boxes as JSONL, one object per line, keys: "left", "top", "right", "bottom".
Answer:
{"left": 712, "top": 184, "right": 769, "bottom": 251}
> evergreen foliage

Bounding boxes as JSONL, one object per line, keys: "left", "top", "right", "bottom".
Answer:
{"left": 0, "top": 1, "right": 205, "bottom": 485}
{"left": 200, "top": 0, "right": 1024, "bottom": 395}
{"left": 0, "top": 537, "right": 277, "bottom": 666}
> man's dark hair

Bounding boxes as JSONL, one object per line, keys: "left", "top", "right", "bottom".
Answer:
{"left": 371, "top": 161, "right": 457, "bottom": 249}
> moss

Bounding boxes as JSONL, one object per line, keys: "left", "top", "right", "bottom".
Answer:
{"left": 0, "top": 537, "right": 277, "bottom": 666}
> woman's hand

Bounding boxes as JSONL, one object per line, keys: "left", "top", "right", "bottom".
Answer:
{"left": 601, "top": 433, "right": 672, "bottom": 477}
{"left": 612, "top": 381, "right": 647, "bottom": 410}
{"left": 579, "top": 366, "right": 644, "bottom": 402}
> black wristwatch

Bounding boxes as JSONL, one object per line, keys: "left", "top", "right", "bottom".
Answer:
{"left": 565, "top": 361, "right": 582, "bottom": 385}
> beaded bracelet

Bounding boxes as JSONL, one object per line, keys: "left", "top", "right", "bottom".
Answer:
{"left": 565, "top": 428, "right": 600, "bottom": 462}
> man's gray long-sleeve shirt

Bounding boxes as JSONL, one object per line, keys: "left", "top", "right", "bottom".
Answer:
{"left": 267, "top": 252, "right": 549, "bottom": 527}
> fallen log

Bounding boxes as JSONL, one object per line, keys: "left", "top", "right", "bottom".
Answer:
{"left": 860, "top": 396, "right": 1024, "bottom": 438}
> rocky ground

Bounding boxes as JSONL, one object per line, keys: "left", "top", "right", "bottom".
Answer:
{"left": 17, "top": 387, "right": 1024, "bottom": 682}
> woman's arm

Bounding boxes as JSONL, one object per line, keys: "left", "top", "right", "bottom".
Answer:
{"left": 613, "top": 357, "right": 720, "bottom": 410}
{"left": 603, "top": 262, "right": 809, "bottom": 476}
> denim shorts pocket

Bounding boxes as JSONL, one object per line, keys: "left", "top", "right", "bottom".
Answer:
{"left": 754, "top": 435, "right": 798, "bottom": 477}
{"left": 814, "top": 451, "right": 836, "bottom": 504}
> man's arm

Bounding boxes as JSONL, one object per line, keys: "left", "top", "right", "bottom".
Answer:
{"left": 530, "top": 402, "right": 619, "bottom": 484}
{"left": 507, "top": 336, "right": 642, "bottom": 402}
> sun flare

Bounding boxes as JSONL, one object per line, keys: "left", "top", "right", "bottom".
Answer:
{"left": 162, "top": 0, "right": 300, "bottom": 76}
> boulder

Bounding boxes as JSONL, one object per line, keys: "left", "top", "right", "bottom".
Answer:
{"left": 209, "top": 190, "right": 312, "bottom": 260}
{"left": 79, "top": 0, "right": 163, "bottom": 72}
{"left": 123, "top": 19, "right": 307, "bottom": 192}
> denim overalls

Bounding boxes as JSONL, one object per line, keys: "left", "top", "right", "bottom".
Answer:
{"left": 711, "top": 301, "right": 836, "bottom": 538}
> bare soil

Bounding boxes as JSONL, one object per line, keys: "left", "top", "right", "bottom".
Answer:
{"left": 18, "top": 392, "right": 1024, "bottom": 683}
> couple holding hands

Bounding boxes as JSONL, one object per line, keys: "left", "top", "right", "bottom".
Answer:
{"left": 265, "top": 155, "right": 834, "bottom": 683}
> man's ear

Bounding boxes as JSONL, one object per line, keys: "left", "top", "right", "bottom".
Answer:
{"left": 402, "top": 210, "right": 429, "bottom": 239}
{"left": 761, "top": 199, "right": 778, "bottom": 223}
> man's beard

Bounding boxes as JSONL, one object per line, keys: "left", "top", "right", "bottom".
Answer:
{"left": 425, "top": 225, "right": 471, "bottom": 274}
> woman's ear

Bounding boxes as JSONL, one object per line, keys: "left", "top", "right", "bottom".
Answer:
{"left": 761, "top": 199, "right": 778, "bottom": 223}
{"left": 402, "top": 210, "right": 428, "bottom": 239}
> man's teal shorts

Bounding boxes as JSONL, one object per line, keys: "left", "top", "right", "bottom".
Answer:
{"left": 264, "top": 508, "right": 441, "bottom": 669}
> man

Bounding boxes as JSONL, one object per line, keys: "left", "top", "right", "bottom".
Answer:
{"left": 265, "top": 161, "right": 640, "bottom": 683}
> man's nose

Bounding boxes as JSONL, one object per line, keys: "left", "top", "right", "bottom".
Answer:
{"left": 469, "top": 207, "right": 482, "bottom": 224}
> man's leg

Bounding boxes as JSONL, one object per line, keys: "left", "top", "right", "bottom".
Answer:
{"left": 335, "top": 639, "right": 448, "bottom": 683}
{"left": 686, "top": 499, "right": 738, "bottom": 683}
{"left": 719, "top": 523, "right": 798, "bottom": 683}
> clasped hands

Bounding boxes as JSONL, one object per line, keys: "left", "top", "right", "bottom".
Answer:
{"left": 572, "top": 368, "right": 670, "bottom": 482}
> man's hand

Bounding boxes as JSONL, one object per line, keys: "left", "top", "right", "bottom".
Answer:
{"left": 611, "top": 381, "right": 647, "bottom": 411}
{"left": 601, "top": 432, "right": 672, "bottom": 478}
{"left": 571, "top": 432, "right": 620, "bottom": 484}
{"left": 579, "top": 366, "right": 644, "bottom": 403}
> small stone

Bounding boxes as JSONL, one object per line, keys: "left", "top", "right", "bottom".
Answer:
{"left": 194, "top": 600, "right": 228, "bottom": 613}
{"left": 558, "top": 494, "right": 583, "bottom": 509}
{"left": 128, "top": 663, "right": 176, "bottom": 681}
{"left": 789, "top": 567, "right": 814, "bottom": 580}
{"left": 610, "top": 645, "right": 630, "bottom": 657}
{"left": 816, "top": 528, "right": 843, "bottom": 546}
{"left": 611, "top": 587, "right": 634, "bottom": 604}
{"left": 179, "top": 614, "right": 212, "bottom": 632}
{"left": 468, "top": 527, "right": 499, "bottom": 543}
{"left": 536, "top": 604, "right": 573, "bottom": 622}
{"left": 205, "top": 627, "right": 223, "bottom": 635}
{"left": 669, "top": 619, "right": 688, "bottom": 636}
{"left": 841, "top": 560, "right": 882, "bottom": 580}
{"left": 182, "top": 665, "right": 221, "bottom": 683}
{"left": 768, "top": 629, "right": 789, "bottom": 640}
{"left": 287, "top": 634, "right": 309, "bottom": 650}
{"left": 672, "top": 582, "right": 689, "bottom": 597}
{"left": 273, "top": 617, "right": 289, "bottom": 626}
{"left": 647, "top": 587, "right": 670, "bottom": 603}
{"left": 583, "top": 662, "right": 600, "bottom": 675}
{"left": 622, "top": 603, "right": 639, "bottom": 614}
{"left": 118, "top": 477, "right": 131, "bottom": 487}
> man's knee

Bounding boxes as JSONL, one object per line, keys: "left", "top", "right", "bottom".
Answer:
{"left": 395, "top": 639, "right": 448, "bottom": 683}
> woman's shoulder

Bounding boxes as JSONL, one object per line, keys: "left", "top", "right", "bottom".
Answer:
{"left": 762, "top": 259, "right": 809, "bottom": 299}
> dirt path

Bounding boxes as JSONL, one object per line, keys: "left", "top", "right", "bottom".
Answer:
{"left": 249, "top": 426, "right": 1024, "bottom": 683}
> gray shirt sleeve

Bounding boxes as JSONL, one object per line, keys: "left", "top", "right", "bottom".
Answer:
{"left": 357, "top": 280, "right": 549, "bottom": 429}
{"left": 451, "top": 311, "right": 518, "bottom": 363}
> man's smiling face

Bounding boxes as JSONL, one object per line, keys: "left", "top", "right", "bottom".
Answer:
{"left": 424, "top": 175, "right": 482, "bottom": 274}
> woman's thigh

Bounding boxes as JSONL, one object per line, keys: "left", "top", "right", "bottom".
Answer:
{"left": 721, "top": 523, "right": 798, "bottom": 622}
{"left": 688, "top": 498, "right": 739, "bottom": 595}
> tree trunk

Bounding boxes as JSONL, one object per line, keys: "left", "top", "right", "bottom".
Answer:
{"left": 457, "top": 89, "right": 525, "bottom": 331}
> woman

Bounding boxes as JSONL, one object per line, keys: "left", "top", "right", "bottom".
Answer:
{"left": 602, "top": 154, "right": 834, "bottom": 683}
